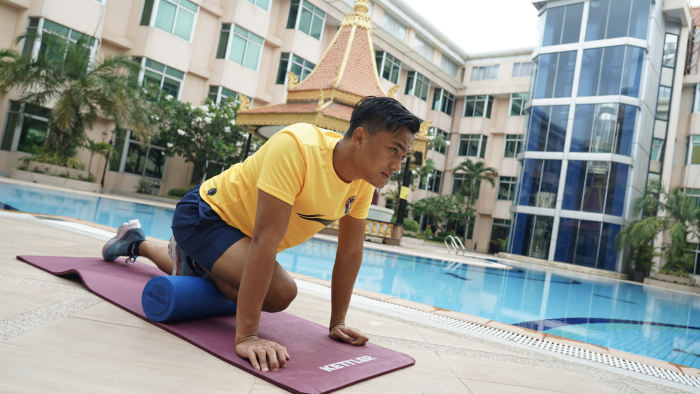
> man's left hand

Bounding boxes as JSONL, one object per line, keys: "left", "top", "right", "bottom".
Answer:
{"left": 329, "top": 325, "right": 369, "bottom": 346}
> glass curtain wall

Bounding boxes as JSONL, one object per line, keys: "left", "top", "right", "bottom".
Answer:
{"left": 571, "top": 104, "right": 636, "bottom": 156}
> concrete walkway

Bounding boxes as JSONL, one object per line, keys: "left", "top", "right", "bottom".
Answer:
{"left": 0, "top": 214, "right": 695, "bottom": 393}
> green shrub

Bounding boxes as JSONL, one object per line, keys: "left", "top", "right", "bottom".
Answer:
{"left": 77, "top": 173, "right": 95, "bottom": 183}
{"left": 432, "top": 236, "right": 446, "bottom": 243}
{"left": 423, "top": 226, "right": 433, "bottom": 239}
{"left": 21, "top": 145, "right": 85, "bottom": 170}
{"left": 403, "top": 219, "right": 420, "bottom": 233}
{"left": 135, "top": 178, "right": 153, "bottom": 194}
{"left": 168, "top": 188, "right": 189, "bottom": 198}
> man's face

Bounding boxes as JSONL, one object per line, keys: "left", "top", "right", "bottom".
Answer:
{"left": 356, "top": 127, "right": 414, "bottom": 188}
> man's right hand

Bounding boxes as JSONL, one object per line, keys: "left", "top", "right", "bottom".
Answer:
{"left": 236, "top": 336, "right": 290, "bottom": 372}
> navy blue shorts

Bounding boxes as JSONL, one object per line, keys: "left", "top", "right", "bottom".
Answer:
{"left": 171, "top": 185, "right": 248, "bottom": 272}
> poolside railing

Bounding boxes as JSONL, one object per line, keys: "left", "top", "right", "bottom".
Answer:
{"left": 326, "top": 219, "right": 395, "bottom": 238}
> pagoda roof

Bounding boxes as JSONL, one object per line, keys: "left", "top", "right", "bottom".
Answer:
{"left": 237, "top": 0, "right": 392, "bottom": 135}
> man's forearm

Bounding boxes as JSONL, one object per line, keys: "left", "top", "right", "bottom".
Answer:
{"left": 329, "top": 250, "right": 363, "bottom": 328}
{"left": 235, "top": 241, "right": 277, "bottom": 343}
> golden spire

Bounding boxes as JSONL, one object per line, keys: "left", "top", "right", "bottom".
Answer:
{"left": 341, "top": 0, "right": 372, "bottom": 31}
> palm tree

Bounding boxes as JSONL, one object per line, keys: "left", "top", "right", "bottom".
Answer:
{"left": 82, "top": 139, "right": 119, "bottom": 175}
{"left": 616, "top": 179, "right": 700, "bottom": 275}
{"left": 0, "top": 33, "right": 152, "bottom": 161}
{"left": 452, "top": 159, "right": 498, "bottom": 204}
{"left": 452, "top": 158, "right": 498, "bottom": 238}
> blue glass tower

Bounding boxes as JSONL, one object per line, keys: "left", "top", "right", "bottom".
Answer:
{"left": 509, "top": 0, "right": 681, "bottom": 273}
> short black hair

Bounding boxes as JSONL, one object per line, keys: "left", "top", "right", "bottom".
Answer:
{"left": 344, "top": 96, "right": 420, "bottom": 139}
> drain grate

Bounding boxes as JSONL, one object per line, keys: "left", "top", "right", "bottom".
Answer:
{"left": 0, "top": 210, "right": 36, "bottom": 220}
{"left": 295, "top": 280, "right": 700, "bottom": 388}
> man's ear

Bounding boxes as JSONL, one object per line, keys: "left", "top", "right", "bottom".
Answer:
{"left": 352, "top": 126, "right": 366, "bottom": 147}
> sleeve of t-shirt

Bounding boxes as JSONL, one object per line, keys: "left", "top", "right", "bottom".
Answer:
{"left": 347, "top": 181, "right": 376, "bottom": 220}
{"left": 257, "top": 133, "right": 306, "bottom": 205}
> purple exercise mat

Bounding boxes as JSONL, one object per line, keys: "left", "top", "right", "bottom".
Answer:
{"left": 17, "top": 256, "right": 415, "bottom": 394}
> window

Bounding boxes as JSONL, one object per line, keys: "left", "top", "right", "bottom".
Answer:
{"left": 428, "top": 127, "right": 448, "bottom": 154}
{"left": 651, "top": 138, "right": 664, "bottom": 162}
{"left": 432, "top": 89, "right": 454, "bottom": 116}
{"left": 562, "top": 161, "right": 629, "bottom": 216}
{"left": 375, "top": 51, "right": 401, "bottom": 84}
{"left": 527, "top": 106, "right": 568, "bottom": 152}
{"left": 510, "top": 93, "right": 528, "bottom": 116}
{"left": 246, "top": 0, "right": 271, "bottom": 11}
{"left": 470, "top": 65, "right": 499, "bottom": 81}
{"left": 512, "top": 62, "right": 534, "bottom": 78}
{"left": 419, "top": 170, "right": 442, "bottom": 193}
{"left": 441, "top": 56, "right": 458, "bottom": 78}
{"left": 413, "top": 35, "right": 434, "bottom": 61}
{"left": 463, "top": 95, "right": 494, "bottom": 118}
{"left": 276, "top": 53, "right": 315, "bottom": 84}
{"left": 137, "top": 57, "right": 185, "bottom": 99}
{"left": 287, "top": 0, "right": 326, "bottom": 41}
{"left": 457, "top": 134, "right": 488, "bottom": 158}
{"left": 686, "top": 136, "right": 700, "bottom": 165}
{"left": 1, "top": 101, "right": 50, "bottom": 153}
{"left": 22, "top": 18, "right": 98, "bottom": 62}
{"left": 690, "top": 244, "right": 700, "bottom": 276}
{"left": 451, "top": 173, "right": 481, "bottom": 199}
{"left": 382, "top": 12, "right": 406, "bottom": 41}
{"left": 498, "top": 177, "right": 517, "bottom": 201}
{"left": 571, "top": 104, "right": 636, "bottom": 156}
{"left": 140, "top": 0, "right": 198, "bottom": 41}
{"left": 504, "top": 135, "right": 523, "bottom": 158}
{"left": 517, "top": 159, "right": 562, "bottom": 209}
{"left": 489, "top": 218, "right": 512, "bottom": 253}
{"left": 216, "top": 24, "right": 264, "bottom": 71}
{"left": 207, "top": 86, "right": 243, "bottom": 105}
{"left": 110, "top": 130, "right": 168, "bottom": 179}
{"left": 578, "top": 45, "right": 644, "bottom": 98}
{"left": 686, "top": 189, "right": 700, "bottom": 209}
{"left": 586, "top": 0, "right": 650, "bottom": 42}
{"left": 542, "top": 3, "right": 583, "bottom": 46}
{"left": 554, "top": 219, "right": 620, "bottom": 271}
{"left": 533, "top": 51, "right": 577, "bottom": 99}
{"left": 405, "top": 71, "right": 430, "bottom": 101}
{"left": 510, "top": 213, "right": 554, "bottom": 259}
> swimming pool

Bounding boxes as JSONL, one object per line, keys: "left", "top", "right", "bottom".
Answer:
{"left": 2, "top": 181, "right": 700, "bottom": 369}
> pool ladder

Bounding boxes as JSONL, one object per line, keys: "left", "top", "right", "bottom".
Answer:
{"left": 444, "top": 235, "right": 466, "bottom": 256}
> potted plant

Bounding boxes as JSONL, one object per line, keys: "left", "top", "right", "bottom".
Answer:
{"left": 631, "top": 244, "right": 655, "bottom": 283}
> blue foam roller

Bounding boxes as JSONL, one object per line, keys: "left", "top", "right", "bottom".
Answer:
{"left": 142, "top": 275, "right": 237, "bottom": 322}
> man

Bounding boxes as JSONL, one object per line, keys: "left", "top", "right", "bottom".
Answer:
{"left": 101, "top": 96, "right": 419, "bottom": 372}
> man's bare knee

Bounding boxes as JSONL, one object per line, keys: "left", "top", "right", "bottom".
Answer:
{"left": 263, "top": 280, "right": 298, "bottom": 313}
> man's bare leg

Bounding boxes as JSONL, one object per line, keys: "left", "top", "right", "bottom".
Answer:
{"left": 134, "top": 238, "right": 296, "bottom": 312}
{"left": 209, "top": 237, "right": 297, "bottom": 313}
{"left": 137, "top": 241, "right": 174, "bottom": 274}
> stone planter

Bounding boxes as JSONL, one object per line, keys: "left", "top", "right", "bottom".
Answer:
{"left": 643, "top": 277, "right": 700, "bottom": 294}
{"left": 400, "top": 236, "right": 424, "bottom": 247}
{"left": 652, "top": 272, "right": 697, "bottom": 286}
{"left": 26, "top": 161, "right": 90, "bottom": 179}
{"left": 367, "top": 205, "right": 394, "bottom": 222}
{"left": 10, "top": 168, "right": 100, "bottom": 193}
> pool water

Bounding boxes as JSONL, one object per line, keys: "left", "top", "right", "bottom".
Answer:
{"left": 3, "top": 181, "right": 700, "bottom": 368}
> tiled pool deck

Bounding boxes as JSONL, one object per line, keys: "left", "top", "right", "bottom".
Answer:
{"left": 0, "top": 190, "right": 698, "bottom": 392}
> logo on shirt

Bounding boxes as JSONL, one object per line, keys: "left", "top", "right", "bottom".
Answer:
{"left": 297, "top": 213, "right": 337, "bottom": 226}
{"left": 344, "top": 196, "right": 356, "bottom": 215}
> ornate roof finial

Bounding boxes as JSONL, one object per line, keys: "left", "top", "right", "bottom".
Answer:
{"left": 341, "top": 0, "right": 372, "bottom": 30}
{"left": 354, "top": 0, "right": 370, "bottom": 14}
{"left": 387, "top": 85, "right": 400, "bottom": 99}
{"left": 238, "top": 94, "right": 251, "bottom": 111}
{"left": 418, "top": 120, "right": 432, "bottom": 138}
{"left": 286, "top": 71, "right": 299, "bottom": 90}
{"left": 333, "top": 66, "right": 340, "bottom": 88}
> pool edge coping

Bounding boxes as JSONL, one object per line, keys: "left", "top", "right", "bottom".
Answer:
{"left": 6, "top": 209, "right": 700, "bottom": 381}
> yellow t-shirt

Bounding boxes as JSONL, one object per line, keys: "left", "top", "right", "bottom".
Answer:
{"left": 200, "top": 123, "right": 375, "bottom": 253}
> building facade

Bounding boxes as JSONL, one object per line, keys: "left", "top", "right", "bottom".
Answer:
{"left": 0, "top": 0, "right": 467, "bottom": 195}
{"left": 506, "top": 0, "right": 695, "bottom": 275}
